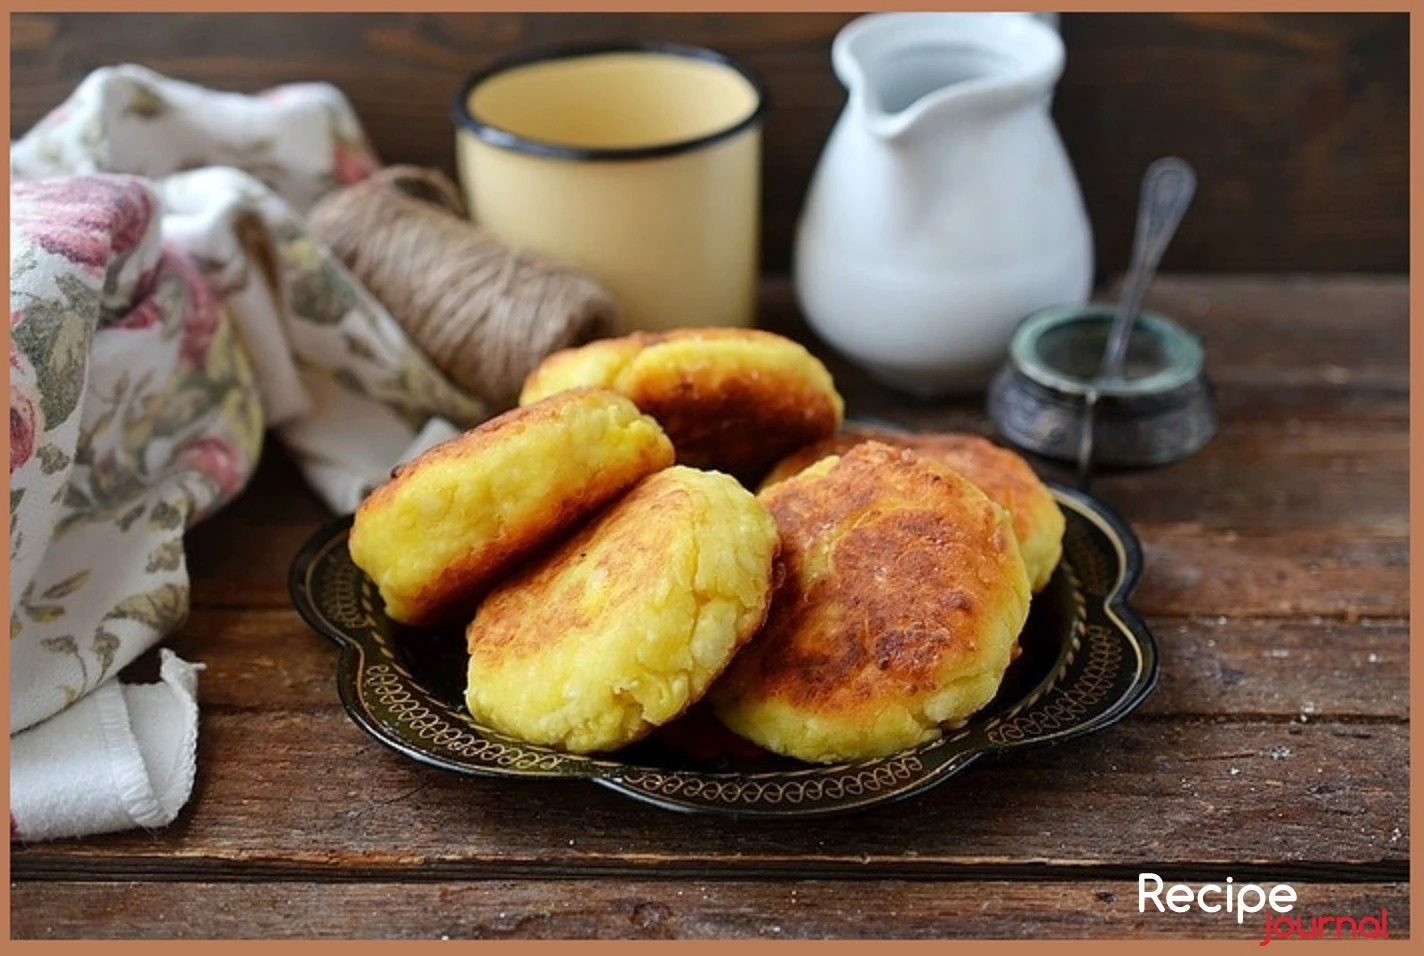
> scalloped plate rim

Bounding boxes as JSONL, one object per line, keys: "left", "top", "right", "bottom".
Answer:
{"left": 288, "top": 483, "right": 1159, "bottom": 817}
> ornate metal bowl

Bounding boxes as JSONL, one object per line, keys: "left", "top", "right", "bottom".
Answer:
{"left": 289, "top": 485, "right": 1157, "bottom": 817}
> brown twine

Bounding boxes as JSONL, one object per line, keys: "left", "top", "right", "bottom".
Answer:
{"left": 307, "top": 164, "right": 615, "bottom": 410}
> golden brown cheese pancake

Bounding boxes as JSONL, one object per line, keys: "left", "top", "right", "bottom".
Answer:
{"left": 349, "top": 387, "right": 673, "bottom": 627}
{"left": 712, "top": 442, "right": 1031, "bottom": 764}
{"left": 763, "top": 427, "right": 1065, "bottom": 592}
{"left": 464, "top": 466, "right": 780, "bottom": 754}
{"left": 519, "top": 328, "right": 844, "bottom": 483}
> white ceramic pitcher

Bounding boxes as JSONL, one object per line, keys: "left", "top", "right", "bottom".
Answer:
{"left": 794, "top": 12, "right": 1092, "bottom": 396}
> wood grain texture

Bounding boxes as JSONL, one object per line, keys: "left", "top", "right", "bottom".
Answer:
{"left": 135, "top": 609, "right": 1406, "bottom": 721}
{"left": 1058, "top": 13, "right": 1408, "bottom": 275}
{"left": 9, "top": 880, "right": 1409, "bottom": 939}
{"left": 9, "top": 12, "right": 1407, "bottom": 274}
{"left": 802, "top": 274, "right": 1411, "bottom": 428}
{"left": 1133, "top": 528, "right": 1406, "bottom": 619}
{"left": 8, "top": 275, "right": 1409, "bottom": 938}
{"left": 11, "top": 713, "right": 1408, "bottom": 878}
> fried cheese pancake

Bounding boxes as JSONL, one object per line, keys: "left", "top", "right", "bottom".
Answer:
{"left": 349, "top": 388, "right": 673, "bottom": 627}
{"left": 764, "top": 427, "right": 1065, "bottom": 592}
{"left": 464, "top": 466, "right": 780, "bottom": 754}
{"left": 712, "top": 442, "right": 1031, "bottom": 764}
{"left": 519, "top": 328, "right": 844, "bottom": 482}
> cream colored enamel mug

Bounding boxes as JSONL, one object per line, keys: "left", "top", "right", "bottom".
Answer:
{"left": 452, "top": 43, "right": 766, "bottom": 334}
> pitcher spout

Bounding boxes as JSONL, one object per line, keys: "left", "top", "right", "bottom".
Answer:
{"left": 832, "top": 11, "right": 1064, "bottom": 142}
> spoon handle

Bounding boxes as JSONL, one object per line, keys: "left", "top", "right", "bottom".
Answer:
{"left": 1100, "top": 157, "right": 1197, "bottom": 379}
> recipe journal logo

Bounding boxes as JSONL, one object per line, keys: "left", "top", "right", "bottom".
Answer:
{"left": 1138, "top": 873, "right": 1392, "bottom": 944}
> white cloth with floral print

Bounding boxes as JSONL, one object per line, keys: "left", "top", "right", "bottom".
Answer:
{"left": 9, "top": 65, "right": 485, "bottom": 841}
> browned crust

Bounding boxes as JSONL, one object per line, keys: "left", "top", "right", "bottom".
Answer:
{"left": 764, "top": 427, "right": 1054, "bottom": 568}
{"left": 354, "top": 388, "right": 672, "bottom": 627}
{"left": 619, "top": 330, "right": 842, "bottom": 483}
{"left": 466, "top": 467, "right": 779, "bottom": 750}
{"left": 624, "top": 368, "right": 839, "bottom": 483}
{"left": 521, "top": 329, "right": 844, "bottom": 484}
{"left": 467, "top": 472, "right": 700, "bottom": 659}
{"left": 718, "top": 442, "right": 1020, "bottom": 716}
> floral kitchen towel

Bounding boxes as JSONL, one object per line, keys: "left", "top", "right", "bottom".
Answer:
{"left": 10, "top": 65, "right": 485, "bottom": 841}
{"left": 9, "top": 174, "right": 258, "bottom": 740}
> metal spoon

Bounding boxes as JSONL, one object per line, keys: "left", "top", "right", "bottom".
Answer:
{"left": 1076, "top": 157, "right": 1197, "bottom": 485}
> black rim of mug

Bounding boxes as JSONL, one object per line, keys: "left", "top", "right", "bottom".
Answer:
{"left": 450, "top": 41, "right": 770, "bottom": 163}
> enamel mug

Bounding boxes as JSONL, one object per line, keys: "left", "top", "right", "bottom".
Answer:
{"left": 452, "top": 43, "right": 766, "bottom": 334}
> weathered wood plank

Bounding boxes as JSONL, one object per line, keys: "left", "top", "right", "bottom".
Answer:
{"left": 1137, "top": 618, "right": 1406, "bottom": 719}
{"left": 1134, "top": 527, "right": 1407, "bottom": 619}
{"left": 1088, "top": 421, "right": 1406, "bottom": 534}
{"left": 141, "top": 609, "right": 1407, "bottom": 722}
{"left": 1128, "top": 276, "right": 1409, "bottom": 384}
{"left": 8, "top": 879, "right": 1410, "bottom": 939}
{"left": 11, "top": 714, "right": 1407, "bottom": 877}
{"left": 1058, "top": 13, "right": 1407, "bottom": 275}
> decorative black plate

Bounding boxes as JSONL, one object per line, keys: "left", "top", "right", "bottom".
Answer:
{"left": 289, "top": 486, "right": 1157, "bottom": 818}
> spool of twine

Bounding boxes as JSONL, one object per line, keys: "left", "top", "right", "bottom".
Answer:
{"left": 307, "top": 165, "right": 616, "bottom": 409}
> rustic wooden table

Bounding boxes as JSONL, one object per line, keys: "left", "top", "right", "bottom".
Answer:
{"left": 10, "top": 275, "right": 1409, "bottom": 940}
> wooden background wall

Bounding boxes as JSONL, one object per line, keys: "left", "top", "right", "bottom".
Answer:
{"left": 11, "top": 12, "right": 1408, "bottom": 276}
